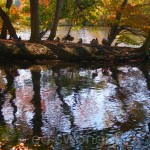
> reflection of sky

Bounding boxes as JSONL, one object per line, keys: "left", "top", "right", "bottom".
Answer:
{"left": 14, "top": 69, "right": 34, "bottom": 127}
{"left": 118, "top": 66, "right": 150, "bottom": 116}
{"left": 0, "top": 69, "right": 14, "bottom": 125}
{"left": 1, "top": 66, "right": 150, "bottom": 148}
{"left": 2, "top": 98, "right": 14, "bottom": 125}
{"left": 40, "top": 70, "right": 71, "bottom": 136}
{"left": 118, "top": 67, "right": 145, "bottom": 92}
{"left": 64, "top": 69, "right": 118, "bottom": 130}
{"left": 62, "top": 66, "right": 150, "bottom": 133}
{"left": 105, "top": 66, "right": 150, "bottom": 148}
{"left": 65, "top": 89, "right": 104, "bottom": 129}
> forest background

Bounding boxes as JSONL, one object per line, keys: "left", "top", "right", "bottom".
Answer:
{"left": 0, "top": 0, "right": 150, "bottom": 54}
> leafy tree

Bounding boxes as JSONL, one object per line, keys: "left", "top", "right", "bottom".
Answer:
{"left": 101, "top": 0, "right": 150, "bottom": 46}
{"left": 107, "top": 0, "right": 128, "bottom": 45}
{"left": 74, "top": 0, "right": 103, "bottom": 26}
{"left": 67, "top": 0, "right": 103, "bottom": 26}
{"left": 59, "top": 0, "right": 103, "bottom": 35}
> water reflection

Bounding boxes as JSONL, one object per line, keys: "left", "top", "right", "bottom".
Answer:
{"left": 64, "top": 68, "right": 115, "bottom": 130}
{"left": 0, "top": 64, "right": 150, "bottom": 149}
{"left": 0, "top": 69, "right": 7, "bottom": 125}
{"left": 40, "top": 70, "right": 71, "bottom": 135}
{"left": 14, "top": 69, "right": 34, "bottom": 127}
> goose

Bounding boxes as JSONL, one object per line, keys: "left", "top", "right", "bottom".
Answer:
{"left": 102, "top": 38, "right": 109, "bottom": 46}
{"left": 77, "top": 38, "right": 82, "bottom": 44}
{"left": 90, "top": 38, "right": 98, "bottom": 45}
{"left": 62, "top": 34, "right": 74, "bottom": 42}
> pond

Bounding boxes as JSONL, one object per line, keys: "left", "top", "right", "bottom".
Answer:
{"left": 18, "top": 26, "right": 140, "bottom": 47}
{"left": 0, "top": 61, "right": 150, "bottom": 149}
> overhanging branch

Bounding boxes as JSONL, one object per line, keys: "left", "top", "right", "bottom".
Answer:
{"left": 122, "top": 27, "right": 146, "bottom": 37}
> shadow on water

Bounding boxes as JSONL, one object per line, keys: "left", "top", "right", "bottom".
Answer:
{"left": 0, "top": 61, "right": 150, "bottom": 149}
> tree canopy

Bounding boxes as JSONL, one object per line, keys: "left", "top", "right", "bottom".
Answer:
{"left": 0, "top": 0, "right": 150, "bottom": 51}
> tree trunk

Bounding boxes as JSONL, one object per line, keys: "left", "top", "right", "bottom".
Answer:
{"left": 0, "top": 24, "right": 7, "bottom": 39}
{"left": 0, "top": 0, "right": 13, "bottom": 39}
{"left": 107, "top": 0, "right": 128, "bottom": 45}
{"left": 0, "top": 7, "right": 18, "bottom": 39}
{"left": 6, "top": 0, "right": 13, "bottom": 9}
{"left": 48, "top": 0, "right": 62, "bottom": 40}
{"left": 30, "top": 0, "right": 40, "bottom": 42}
{"left": 140, "top": 31, "right": 150, "bottom": 56}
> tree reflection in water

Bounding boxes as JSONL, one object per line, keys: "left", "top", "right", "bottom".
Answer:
{"left": 0, "top": 63, "right": 150, "bottom": 149}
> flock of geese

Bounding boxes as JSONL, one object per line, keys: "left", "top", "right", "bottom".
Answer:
{"left": 9, "top": 34, "right": 113, "bottom": 46}
{"left": 11, "top": 34, "right": 111, "bottom": 46}
{"left": 54, "top": 34, "right": 110, "bottom": 46}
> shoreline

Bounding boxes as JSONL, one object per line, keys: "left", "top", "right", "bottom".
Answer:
{"left": 0, "top": 39, "right": 146, "bottom": 63}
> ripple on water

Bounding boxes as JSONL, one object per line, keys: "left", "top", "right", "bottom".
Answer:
{"left": 0, "top": 65, "right": 150, "bottom": 149}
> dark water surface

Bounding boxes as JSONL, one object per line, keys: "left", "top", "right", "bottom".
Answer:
{"left": 0, "top": 62, "right": 150, "bottom": 149}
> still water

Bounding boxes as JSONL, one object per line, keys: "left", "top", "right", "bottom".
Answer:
{"left": 18, "top": 26, "right": 109, "bottom": 43}
{"left": 18, "top": 26, "right": 140, "bottom": 47}
{"left": 0, "top": 62, "right": 150, "bottom": 149}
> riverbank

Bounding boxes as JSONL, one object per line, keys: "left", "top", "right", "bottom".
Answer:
{"left": 0, "top": 39, "right": 145, "bottom": 63}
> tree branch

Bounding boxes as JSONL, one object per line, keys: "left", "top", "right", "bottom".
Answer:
{"left": 122, "top": 27, "right": 146, "bottom": 37}
{"left": 75, "top": 0, "right": 99, "bottom": 12}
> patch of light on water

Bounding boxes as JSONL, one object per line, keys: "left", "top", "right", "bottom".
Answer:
{"left": 118, "top": 66, "right": 131, "bottom": 73}
{"left": 64, "top": 79, "right": 119, "bottom": 130}
{"left": 2, "top": 100, "right": 14, "bottom": 125}
{"left": 41, "top": 97, "right": 71, "bottom": 134}
{"left": 14, "top": 69, "right": 33, "bottom": 87}
{"left": 40, "top": 70, "right": 71, "bottom": 135}
{"left": 64, "top": 89, "right": 105, "bottom": 130}
{"left": 14, "top": 69, "right": 34, "bottom": 127}
{"left": 118, "top": 66, "right": 150, "bottom": 118}
{"left": 17, "top": 30, "right": 31, "bottom": 40}
{"left": 1, "top": 65, "right": 150, "bottom": 149}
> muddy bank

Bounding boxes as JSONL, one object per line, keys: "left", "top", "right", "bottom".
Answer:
{"left": 0, "top": 39, "right": 146, "bottom": 63}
